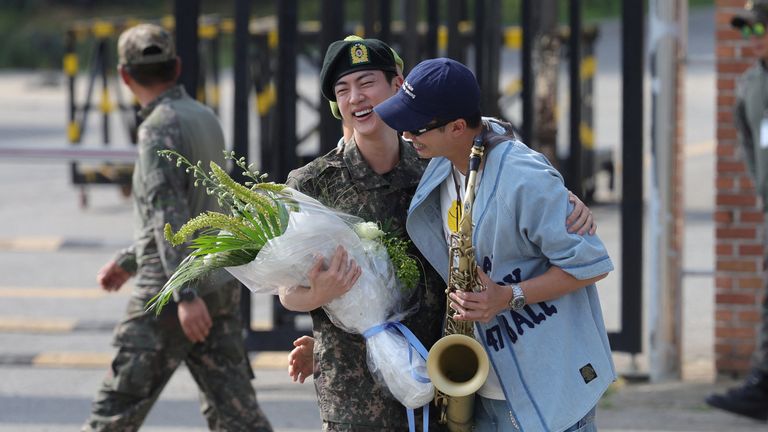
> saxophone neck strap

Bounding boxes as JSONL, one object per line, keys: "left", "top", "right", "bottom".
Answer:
{"left": 480, "top": 117, "right": 519, "bottom": 149}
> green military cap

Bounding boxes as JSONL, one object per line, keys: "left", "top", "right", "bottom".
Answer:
{"left": 320, "top": 38, "right": 398, "bottom": 102}
{"left": 118, "top": 23, "right": 177, "bottom": 66}
{"left": 328, "top": 35, "right": 404, "bottom": 119}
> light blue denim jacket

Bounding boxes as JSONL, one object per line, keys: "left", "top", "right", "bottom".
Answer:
{"left": 406, "top": 132, "right": 615, "bottom": 432}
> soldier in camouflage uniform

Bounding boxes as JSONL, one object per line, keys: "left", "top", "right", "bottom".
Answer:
{"left": 706, "top": 1, "right": 768, "bottom": 422}
{"left": 280, "top": 38, "right": 446, "bottom": 431}
{"left": 286, "top": 135, "right": 446, "bottom": 431}
{"left": 82, "top": 24, "right": 272, "bottom": 432}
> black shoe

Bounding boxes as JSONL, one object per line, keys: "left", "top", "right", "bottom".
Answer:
{"left": 706, "top": 372, "right": 768, "bottom": 421}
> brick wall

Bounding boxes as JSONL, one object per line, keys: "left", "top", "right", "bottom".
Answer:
{"left": 715, "top": 0, "right": 765, "bottom": 376}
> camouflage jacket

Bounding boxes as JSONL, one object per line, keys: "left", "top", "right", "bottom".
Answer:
{"left": 735, "top": 61, "right": 768, "bottom": 211}
{"left": 286, "top": 137, "right": 446, "bottom": 428}
{"left": 115, "top": 85, "right": 236, "bottom": 311}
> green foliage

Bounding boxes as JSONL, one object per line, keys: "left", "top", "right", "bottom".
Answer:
{"left": 0, "top": 2, "right": 171, "bottom": 69}
{"left": 148, "top": 149, "right": 424, "bottom": 315}
{"left": 1, "top": 0, "right": 715, "bottom": 69}
{"left": 147, "top": 150, "right": 290, "bottom": 313}
{"left": 0, "top": 8, "right": 59, "bottom": 68}
{"left": 382, "top": 233, "right": 422, "bottom": 293}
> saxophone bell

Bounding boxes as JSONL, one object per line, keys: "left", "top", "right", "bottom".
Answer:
{"left": 427, "top": 334, "right": 490, "bottom": 397}
{"left": 427, "top": 334, "right": 489, "bottom": 431}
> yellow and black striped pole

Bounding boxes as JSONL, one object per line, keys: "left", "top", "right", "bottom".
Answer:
{"left": 581, "top": 26, "right": 599, "bottom": 201}
{"left": 64, "top": 29, "right": 80, "bottom": 145}
{"left": 92, "top": 21, "right": 115, "bottom": 145}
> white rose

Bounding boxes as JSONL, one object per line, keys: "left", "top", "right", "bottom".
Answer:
{"left": 354, "top": 221, "right": 385, "bottom": 240}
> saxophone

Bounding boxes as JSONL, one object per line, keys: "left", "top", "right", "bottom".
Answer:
{"left": 426, "top": 135, "right": 490, "bottom": 432}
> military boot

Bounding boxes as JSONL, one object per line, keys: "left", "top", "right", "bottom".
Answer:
{"left": 705, "top": 370, "right": 768, "bottom": 421}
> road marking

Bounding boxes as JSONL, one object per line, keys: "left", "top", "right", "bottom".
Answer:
{"left": 0, "top": 287, "right": 115, "bottom": 298}
{"left": 0, "top": 317, "right": 272, "bottom": 334}
{"left": 0, "top": 318, "right": 75, "bottom": 333}
{"left": 251, "top": 351, "right": 289, "bottom": 369}
{"left": 0, "top": 236, "right": 62, "bottom": 252}
{"left": 32, "top": 352, "right": 114, "bottom": 368}
{"left": 0, "top": 313, "right": 287, "bottom": 367}
{"left": 0, "top": 350, "right": 289, "bottom": 369}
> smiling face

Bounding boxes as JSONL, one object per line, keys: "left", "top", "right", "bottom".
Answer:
{"left": 334, "top": 70, "right": 400, "bottom": 137}
{"left": 402, "top": 119, "right": 471, "bottom": 164}
{"left": 402, "top": 122, "right": 449, "bottom": 159}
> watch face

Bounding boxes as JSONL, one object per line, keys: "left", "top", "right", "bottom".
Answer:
{"left": 512, "top": 296, "right": 526, "bottom": 310}
{"left": 180, "top": 289, "right": 196, "bottom": 302}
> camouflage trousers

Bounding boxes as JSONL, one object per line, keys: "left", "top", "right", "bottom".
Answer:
{"left": 82, "top": 296, "right": 272, "bottom": 432}
{"left": 752, "top": 278, "right": 768, "bottom": 374}
{"left": 322, "top": 406, "right": 445, "bottom": 432}
{"left": 756, "top": 289, "right": 768, "bottom": 373}
{"left": 757, "top": 219, "right": 768, "bottom": 373}
{"left": 323, "top": 422, "right": 406, "bottom": 431}
{"left": 323, "top": 419, "right": 431, "bottom": 432}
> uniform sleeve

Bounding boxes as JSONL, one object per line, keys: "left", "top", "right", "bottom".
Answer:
{"left": 502, "top": 150, "right": 614, "bottom": 280}
{"left": 114, "top": 245, "right": 137, "bottom": 274}
{"left": 735, "top": 90, "right": 757, "bottom": 180}
{"left": 285, "top": 169, "right": 301, "bottom": 190}
{"left": 136, "top": 121, "right": 194, "bottom": 286}
{"left": 286, "top": 166, "right": 319, "bottom": 197}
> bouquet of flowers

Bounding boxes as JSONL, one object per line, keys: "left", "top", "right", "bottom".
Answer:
{"left": 148, "top": 150, "right": 434, "bottom": 409}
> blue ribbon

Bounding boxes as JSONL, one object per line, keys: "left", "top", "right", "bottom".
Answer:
{"left": 363, "top": 321, "right": 432, "bottom": 432}
{"left": 406, "top": 403, "right": 430, "bottom": 432}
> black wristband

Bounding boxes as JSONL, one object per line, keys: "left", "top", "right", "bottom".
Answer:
{"left": 178, "top": 287, "right": 198, "bottom": 303}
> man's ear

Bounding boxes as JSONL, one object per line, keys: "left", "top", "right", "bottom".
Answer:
{"left": 450, "top": 118, "right": 468, "bottom": 136}
{"left": 393, "top": 75, "right": 404, "bottom": 90}
{"left": 174, "top": 57, "right": 182, "bottom": 80}
{"left": 118, "top": 65, "right": 131, "bottom": 86}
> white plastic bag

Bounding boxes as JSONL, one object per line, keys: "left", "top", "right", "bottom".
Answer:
{"left": 226, "top": 189, "right": 433, "bottom": 408}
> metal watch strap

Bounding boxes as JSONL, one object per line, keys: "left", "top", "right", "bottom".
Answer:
{"left": 508, "top": 283, "right": 526, "bottom": 311}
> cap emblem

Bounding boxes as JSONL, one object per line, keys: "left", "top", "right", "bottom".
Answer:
{"left": 349, "top": 43, "right": 370, "bottom": 65}
{"left": 403, "top": 80, "right": 416, "bottom": 99}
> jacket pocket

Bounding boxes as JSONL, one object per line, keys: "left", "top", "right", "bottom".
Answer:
{"left": 106, "top": 348, "right": 163, "bottom": 398}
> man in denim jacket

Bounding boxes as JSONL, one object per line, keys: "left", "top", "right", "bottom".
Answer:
{"left": 375, "top": 58, "right": 615, "bottom": 432}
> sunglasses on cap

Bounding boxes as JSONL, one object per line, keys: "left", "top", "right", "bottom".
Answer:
{"left": 742, "top": 22, "right": 767, "bottom": 39}
{"left": 406, "top": 118, "right": 455, "bottom": 137}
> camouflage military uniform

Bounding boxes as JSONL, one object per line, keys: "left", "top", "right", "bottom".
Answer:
{"left": 734, "top": 61, "right": 768, "bottom": 374}
{"left": 83, "top": 85, "right": 272, "bottom": 431}
{"left": 286, "top": 137, "right": 446, "bottom": 431}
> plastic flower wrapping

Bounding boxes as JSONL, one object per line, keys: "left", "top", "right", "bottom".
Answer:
{"left": 149, "top": 150, "right": 433, "bottom": 409}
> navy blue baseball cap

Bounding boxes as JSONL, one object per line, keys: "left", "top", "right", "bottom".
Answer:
{"left": 374, "top": 57, "right": 480, "bottom": 133}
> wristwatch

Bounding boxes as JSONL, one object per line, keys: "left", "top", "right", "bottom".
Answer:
{"left": 178, "top": 287, "right": 198, "bottom": 303}
{"left": 508, "top": 284, "right": 526, "bottom": 311}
